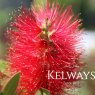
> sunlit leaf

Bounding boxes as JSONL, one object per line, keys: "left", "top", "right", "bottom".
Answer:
{"left": 0, "top": 60, "right": 7, "bottom": 73}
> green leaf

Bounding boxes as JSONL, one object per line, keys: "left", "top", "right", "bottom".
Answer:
{"left": 33, "top": 0, "right": 46, "bottom": 10}
{"left": 0, "top": 92, "right": 3, "bottom": 95}
{"left": 3, "top": 73, "right": 20, "bottom": 95}
{"left": 40, "top": 88, "right": 50, "bottom": 95}
{"left": 0, "top": 60, "right": 7, "bottom": 72}
{"left": 35, "top": 90, "right": 42, "bottom": 95}
{"left": 0, "top": 9, "right": 10, "bottom": 28}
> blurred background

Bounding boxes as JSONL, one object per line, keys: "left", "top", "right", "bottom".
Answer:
{"left": 0, "top": 0, "right": 95, "bottom": 95}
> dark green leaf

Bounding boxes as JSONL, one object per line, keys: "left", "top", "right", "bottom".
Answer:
{"left": 3, "top": 73, "right": 20, "bottom": 95}
{"left": 0, "top": 92, "right": 3, "bottom": 95}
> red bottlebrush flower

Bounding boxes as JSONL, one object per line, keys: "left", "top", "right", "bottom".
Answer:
{"left": 7, "top": 0, "right": 83, "bottom": 95}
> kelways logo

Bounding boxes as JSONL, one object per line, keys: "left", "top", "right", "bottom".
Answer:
{"left": 48, "top": 70, "right": 95, "bottom": 80}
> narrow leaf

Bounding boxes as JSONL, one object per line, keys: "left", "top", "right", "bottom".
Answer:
{"left": 3, "top": 73, "right": 20, "bottom": 95}
{"left": 40, "top": 88, "right": 50, "bottom": 95}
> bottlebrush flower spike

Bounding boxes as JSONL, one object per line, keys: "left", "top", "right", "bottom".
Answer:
{"left": 7, "top": 0, "right": 84, "bottom": 95}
